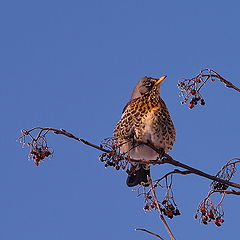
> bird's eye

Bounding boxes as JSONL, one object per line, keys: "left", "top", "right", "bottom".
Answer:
{"left": 145, "top": 82, "right": 152, "bottom": 87}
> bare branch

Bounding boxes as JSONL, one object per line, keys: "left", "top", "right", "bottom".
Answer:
{"left": 209, "top": 69, "right": 240, "bottom": 92}
{"left": 19, "top": 127, "right": 240, "bottom": 190}
{"left": 155, "top": 169, "right": 192, "bottom": 183}
{"left": 213, "top": 190, "right": 240, "bottom": 195}
{"left": 161, "top": 154, "right": 240, "bottom": 189}
{"left": 178, "top": 69, "right": 240, "bottom": 108}
{"left": 148, "top": 176, "right": 176, "bottom": 240}
{"left": 135, "top": 228, "right": 165, "bottom": 240}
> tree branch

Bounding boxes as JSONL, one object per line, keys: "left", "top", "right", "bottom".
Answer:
{"left": 20, "top": 127, "right": 240, "bottom": 190}
{"left": 213, "top": 189, "right": 240, "bottom": 195}
{"left": 208, "top": 69, "right": 240, "bottom": 92}
{"left": 135, "top": 228, "right": 165, "bottom": 240}
{"left": 148, "top": 175, "right": 176, "bottom": 240}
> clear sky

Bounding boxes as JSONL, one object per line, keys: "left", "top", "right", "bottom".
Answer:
{"left": 0, "top": 0, "right": 240, "bottom": 239}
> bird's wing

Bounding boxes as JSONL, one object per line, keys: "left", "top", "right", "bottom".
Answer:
{"left": 155, "top": 99, "right": 176, "bottom": 145}
{"left": 114, "top": 101, "right": 135, "bottom": 141}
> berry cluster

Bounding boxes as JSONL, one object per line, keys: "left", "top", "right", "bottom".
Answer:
{"left": 178, "top": 69, "right": 218, "bottom": 109}
{"left": 188, "top": 96, "right": 205, "bottom": 109}
{"left": 143, "top": 193, "right": 155, "bottom": 211}
{"left": 19, "top": 129, "right": 53, "bottom": 166}
{"left": 143, "top": 194, "right": 180, "bottom": 219}
{"left": 196, "top": 196, "right": 224, "bottom": 227}
{"left": 30, "top": 146, "right": 52, "bottom": 166}
{"left": 178, "top": 79, "right": 206, "bottom": 109}
{"left": 99, "top": 138, "right": 129, "bottom": 171}
{"left": 99, "top": 151, "right": 125, "bottom": 170}
{"left": 161, "top": 200, "right": 180, "bottom": 219}
{"left": 195, "top": 207, "right": 224, "bottom": 227}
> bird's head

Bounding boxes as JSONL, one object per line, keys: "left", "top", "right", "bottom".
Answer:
{"left": 131, "top": 76, "right": 167, "bottom": 100}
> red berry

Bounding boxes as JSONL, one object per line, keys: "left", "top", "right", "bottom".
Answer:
{"left": 190, "top": 90, "right": 197, "bottom": 95}
{"left": 188, "top": 103, "right": 194, "bottom": 109}
{"left": 150, "top": 202, "right": 155, "bottom": 208}
{"left": 214, "top": 220, "right": 221, "bottom": 227}
{"left": 207, "top": 211, "right": 215, "bottom": 220}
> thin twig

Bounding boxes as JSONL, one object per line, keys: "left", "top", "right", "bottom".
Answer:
{"left": 148, "top": 175, "right": 176, "bottom": 240}
{"left": 213, "top": 190, "right": 240, "bottom": 195}
{"left": 209, "top": 69, "right": 240, "bottom": 92}
{"left": 135, "top": 228, "right": 165, "bottom": 240}
{"left": 155, "top": 169, "right": 192, "bottom": 183}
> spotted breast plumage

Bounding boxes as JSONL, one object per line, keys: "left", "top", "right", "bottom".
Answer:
{"left": 114, "top": 76, "right": 176, "bottom": 187}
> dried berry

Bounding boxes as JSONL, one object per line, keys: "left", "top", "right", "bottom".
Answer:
{"left": 202, "top": 216, "right": 208, "bottom": 222}
{"left": 144, "top": 204, "right": 150, "bottom": 211}
{"left": 174, "top": 209, "right": 181, "bottom": 216}
{"left": 214, "top": 219, "right": 221, "bottom": 227}
{"left": 167, "top": 211, "right": 173, "bottom": 219}
{"left": 207, "top": 210, "right": 215, "bottom": 220}
{"left": 190, "top": 90, "right": 197, "bottom": 95}
{"left": 200, "top": 99, "right": 205, "bottom": 105}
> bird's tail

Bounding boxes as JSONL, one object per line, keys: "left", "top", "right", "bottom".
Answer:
{"left": 126, "top": 164, "right": 150, "bottom": 187}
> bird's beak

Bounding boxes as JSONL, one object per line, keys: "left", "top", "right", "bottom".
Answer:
{"left": 155, "top": 75, "right": 167, "bottom": 86}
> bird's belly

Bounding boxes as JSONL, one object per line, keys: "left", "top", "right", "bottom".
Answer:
{"left": 128, "top": 144, "right": 159, "bottom": 160}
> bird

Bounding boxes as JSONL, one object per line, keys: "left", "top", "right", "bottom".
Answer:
{"left": 113, "top": 76, "right": 176, "bottom": 187}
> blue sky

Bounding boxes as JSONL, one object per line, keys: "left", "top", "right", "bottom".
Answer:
{"left": 0, "top": 0, "right": 240, "bottom": 239}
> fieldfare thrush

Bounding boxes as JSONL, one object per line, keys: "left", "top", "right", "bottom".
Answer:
{"left": 114, "top": 76, "right": 176, "bottom": 187}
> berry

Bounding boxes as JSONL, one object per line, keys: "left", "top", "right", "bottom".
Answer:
{"left": 174, "top": 209, "right": 181, "bottom": 216}
{"left": 188, "top": 103, "right": 194, "bottom": 109}
{"left": 202, "top": 216, "right": 208, "bottom": 222}
{"left": 144, "top": 204, "right": 150, "bottom": 211}
{"left": 207, "top": 211, "right": 215, "bottom": 220}
{"left": 167, "top": 211, "right": 173, "bottom": 219}
{"left": 214, "top": 220, "right": 221, "bottom": 227}
{"left": 190, "top": 90, "right": 197, "bottom": 95}
{"left": 150, "top": 202, "right": 155, "bottom": 208}
{"left": 200, "top": 99, "right": 205, "bottom": 105}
